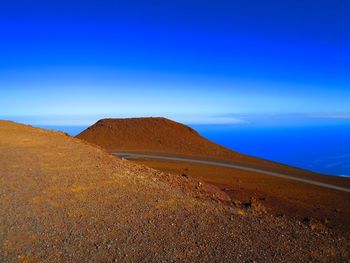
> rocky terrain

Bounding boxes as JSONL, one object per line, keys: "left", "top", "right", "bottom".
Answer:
{"left": 1, "top": 120, "right": 350, "bottom": 262}
{"left": 134, "top": 159, "right": 350, "bottom": 234}
{"left": 76, "top": 118, "right": 350, "bottom": 233}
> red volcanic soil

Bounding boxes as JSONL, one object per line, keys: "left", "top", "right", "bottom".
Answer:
{"left": 77, "top": 117, "right": 350, "bottom": 235}
{"left": 77, "top": 117, "right": 350, "bottom": 183}
{"left": 76, "top": 118, "right": 266, "bottom": 161}
{"left": 1, "top": 120, "right": 350, "bottom": 261}
{"left": 76, "top": 118, "right": 298, "bottom": 171}
{"left": 134, "top": 159, "right": 350, "bottom": 234}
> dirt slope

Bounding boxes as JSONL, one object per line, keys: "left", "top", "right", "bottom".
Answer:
{"left": 1, "top": 120, "right": 349, "bottom": 262}
{"left": 76, "top": 117, "right": 238, "bottom": 156}
{"left": 76, "top": 117, "right": 347, "bottom": 181}
{"left": 135, "top": 159, "right": 350, "bottom": 234}
{"left": 76, "top": 118, "right": 269, "bottom": 161}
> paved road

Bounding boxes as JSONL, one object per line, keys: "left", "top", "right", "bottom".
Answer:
{"left": 113, "top": 152, "right": 350, "bottom": 193}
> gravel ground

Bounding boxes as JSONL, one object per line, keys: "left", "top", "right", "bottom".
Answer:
{"left": 1, "top": 121, "right": 349, "bottom": 262}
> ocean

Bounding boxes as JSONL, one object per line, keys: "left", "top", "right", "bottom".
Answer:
{"left": 38, "top": 124, "right": 350, "bottom": 177}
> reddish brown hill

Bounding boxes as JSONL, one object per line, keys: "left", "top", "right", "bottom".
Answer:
{"left": 77, "top": 117, "right": 242, "bottom": 157}
{"left": 76, "top": 117, "right": 322, "bottom": 176}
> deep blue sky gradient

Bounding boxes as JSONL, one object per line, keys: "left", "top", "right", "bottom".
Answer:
{"left": 1, "top": 0, "right": 350, "bottom": 125}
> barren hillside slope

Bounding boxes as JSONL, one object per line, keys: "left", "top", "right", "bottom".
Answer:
{"left": 1, "top": 120, "right": 349, "bottom": 261}
{"left": 77, "top": 117, "right": 337, "bottom": 178}
{"left": 76, "top": 118, "right": 260, "bottom": 161}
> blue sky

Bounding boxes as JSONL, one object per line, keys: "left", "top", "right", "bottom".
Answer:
{"left": 1, "top": 0, "right": 349, "bottom": 125}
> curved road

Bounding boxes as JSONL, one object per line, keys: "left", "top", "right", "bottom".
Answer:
{"left": 113, "top": 152, "right": 350, "bottom": 193}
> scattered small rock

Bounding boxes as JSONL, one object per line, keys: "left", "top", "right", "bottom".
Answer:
{"left": 243, "top": 201, "right": 252, "bottom": 209}
{"left": 232, "top": 200, "right": 241, "bottom": 207}
{"left": 242, "top": 198, "right": 267, "bottom": 213}
{"left": 302, "top": 217, "right": 310, "bottom": 224}
{"left": 276, "top": 212, "right": 285, "bottom": 218}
